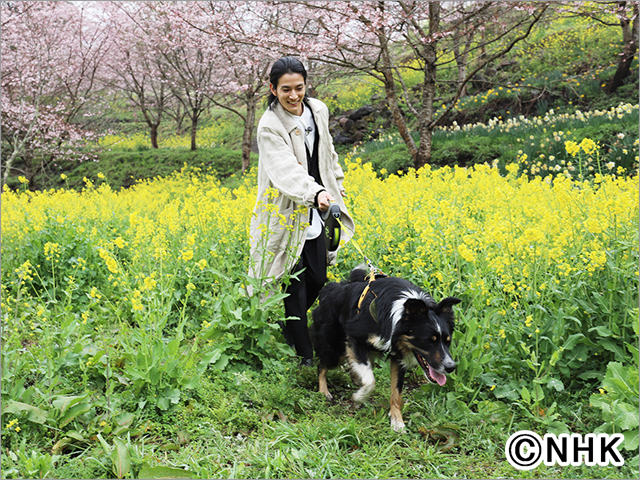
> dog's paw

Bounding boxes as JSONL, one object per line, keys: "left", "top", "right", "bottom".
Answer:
{"left": 323, "top": 392, "right": 334, "bottom": 402}
{"left": 390, "top": 417, "right": 406, "bottom": 433}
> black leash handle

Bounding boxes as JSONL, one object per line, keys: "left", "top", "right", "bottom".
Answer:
{"left": 321, "top": 203, "right": 342, "bottom": 251}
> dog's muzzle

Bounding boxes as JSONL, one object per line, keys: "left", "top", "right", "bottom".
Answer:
{"left": 414, "top": 352, "right": 451, "bottom": 386}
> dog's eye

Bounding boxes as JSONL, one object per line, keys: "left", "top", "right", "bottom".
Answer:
{"left": 431, "top": 335, "right": 437, "bottom": 342}
{"left": 446, "top": 336, "right": 451, "bottom": 342}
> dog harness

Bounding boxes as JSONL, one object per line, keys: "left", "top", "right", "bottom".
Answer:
{"left": 357, "top": 270, "right": 387, "bottom": 321}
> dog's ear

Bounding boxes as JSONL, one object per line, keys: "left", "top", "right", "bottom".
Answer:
{"left": 436, "top": 297, "right": 461, "bottom": 313}
{"left": 404, "top": 299, "right": 427, "bottom": 316}
{"left": 436, "top": 297, "right": 461, "bottom": 329}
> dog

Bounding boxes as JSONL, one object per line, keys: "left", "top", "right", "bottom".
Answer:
{"left": 311, "top": 267, "right": 461, "bottom": 431}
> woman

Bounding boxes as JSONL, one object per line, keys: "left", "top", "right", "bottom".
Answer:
{"left": 248, "top": 57, "right": 354, "bottom": 366}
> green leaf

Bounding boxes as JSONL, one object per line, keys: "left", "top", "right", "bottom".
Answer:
{"left": 626, "top": 342, "right": 639, "bottom": 367}
{"left": 623, "top": 429, "right": 640, "bottom": 451}
{"left": 260, "top": 292, "right": 289, "bottom": 310}
{"left": 546, "top": 377, "right": 565, "bottom": 392}
{"left": 477, "top": 400, "right": 512, "bottom": 423}
{"left": 546, "top": 420, "right": 570, "bottom": 436}
{"left": 445, "top": 392, "right": 471, "bottom": 415}
{"left": 113, "top": 412, "right": 135, "bottom": 435}
{"left": 257, "top": 328, "right": 271, "bottom": 348}
{"left": 532, "top": 383, "right": 545, "bottom": 403}
{"left": 59, "top": 402, "right": 92, "bottom": 428}
{"left": 111, "top": 438, "right": 131, "bottom": 479}
{"left": 96, "top": 433, "right": 111, "bottom": 455}
{"left": 137, "top": 465, "right": 194, "bottom": 479}
{"left": 493, "top": 384, "right": 519, "bottom": 401}
{"left": 3, "top": 400, "right": 48, "bottom": 424}
{"left": 89, "top": 349, "right": 107, "bottom": 365}
{"left": 562, "top": 333, "right": 585, "bottom": 351}
{"left": 464, "top": 319, "right": 478, "bottom": 341}
{"left": 602, "top": 362, "right": 638, "bottom": 402}
{"left": 163, "top": 388, "right": 181, "bottom": 405}
{"left": 589, "top": 393, "right": 612, "bottom": 415}
{"left": 549, "top": 349, "right": 561, "bottom": 367}
{"left": 601, "top": 338, "right": 626, "bottom": 361}
{"left": 52, "top": 395, "right": 87, "bottom": 414}
{"left": 148, "top": 366, "right": 161, "bottom": 385}
{"left": 614, "top": 402, "right": 640, "bottom": 430}
{"left": 589, "top": 325, "right": 614, "bottom": 338}
{"left": 168, "top": 339, "right": 180, "bottom": 356}
{"left": 214, "top": 354, "right": 230, "bottom": 371}
{"left": 521, "top": 386, "right": 531, "bottom": 404}
{"left": 197, "top": 349, "right": 222, "bottom": 374}
{"left": 66, "top": 430, "right": 85, "bottom": 441}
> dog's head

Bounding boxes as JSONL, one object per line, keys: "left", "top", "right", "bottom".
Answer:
{"left": 396, "top": 296, "right": 461, "bottom": 386}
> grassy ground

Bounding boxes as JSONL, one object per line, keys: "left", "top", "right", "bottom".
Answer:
{"left": 20, "top": 360, "right": 638, "bottom": 480}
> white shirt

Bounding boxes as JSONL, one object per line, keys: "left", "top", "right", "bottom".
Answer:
{"left": 286, "top": 104, "right": 323, "bottom": 240}
{"left": 286, "top": 104, "right": 316, "bottom": 155}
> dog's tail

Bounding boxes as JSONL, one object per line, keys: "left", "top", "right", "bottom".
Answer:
{"left": 349, "top": 265, "right": 369, "bottom": 283}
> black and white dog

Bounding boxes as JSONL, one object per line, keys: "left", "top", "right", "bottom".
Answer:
{"left": 311, "top": 268, "right": 461, "bottom": 431}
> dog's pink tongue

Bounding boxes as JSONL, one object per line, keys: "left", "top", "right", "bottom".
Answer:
{"left": 429, "top": 365, "right": 447, "bottom": 386}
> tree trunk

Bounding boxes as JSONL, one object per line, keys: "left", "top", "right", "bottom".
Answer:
{"left": 241, "top": 92, "right": 257, "bottom": 173}
{"left": 2, "top": 150, "right": 19, "bottom": 190}
{"left": 606, "top": 2, "right": 639, "bottom": 93}
{"left": 378, "top": 32, "right": 418, "bottom": 164}
{"left": 453, "top": 27, "right": 472, "bottom": 98}
{"left": 414, "top": 2, "right": 440, "bottom": 170}
{"left": 190, "top": 114, "right": 198, "bottom": 151}
{"left": 150, "top": 123, "right": 159, "bottom": 149}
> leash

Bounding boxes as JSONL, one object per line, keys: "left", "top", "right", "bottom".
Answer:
{"left": 324, "top": 203, "right": 387, "bottom": 318}
{"left": 332, "top": 213, "right": 386, "bottom": 279}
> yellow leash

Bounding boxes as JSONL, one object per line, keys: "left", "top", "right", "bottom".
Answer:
{"left": 328, "top": 206, "right": 387, "bottom": 315}
{"left": 333, "top": 214, "right": 385, "bottom": 279}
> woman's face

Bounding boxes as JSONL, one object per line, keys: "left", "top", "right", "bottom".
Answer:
{"left": 270, "top": 72, "right": 306, "bottom": 116}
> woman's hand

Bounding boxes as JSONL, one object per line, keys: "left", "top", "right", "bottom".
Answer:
{"left": 317, "top": 190, "right": 334, "bottom": 212}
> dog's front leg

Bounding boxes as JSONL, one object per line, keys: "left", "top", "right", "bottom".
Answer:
{"left": 389, "top": 359, "right": 406, "bottom": 432}
{"left": 318, "top": 364, "right": 333, "bottom": 401}
{"left": 347, "top": 345, "right": 375, "bottom": 403}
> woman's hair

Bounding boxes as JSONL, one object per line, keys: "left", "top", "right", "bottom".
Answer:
{"left": 267, "top": 56, "right": 308, "bottom": 107}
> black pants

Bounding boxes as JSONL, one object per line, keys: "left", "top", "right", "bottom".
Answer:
{"left": 282, "top": 232, "right": 327, "bottom": 360}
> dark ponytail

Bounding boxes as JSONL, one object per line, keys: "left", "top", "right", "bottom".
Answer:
{"left": 267, "top": 56, "right": 308, "bottom": 108}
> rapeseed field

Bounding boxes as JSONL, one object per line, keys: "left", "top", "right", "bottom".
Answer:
{"left": 1, "top": 143, "right": 638, "bottom": 478}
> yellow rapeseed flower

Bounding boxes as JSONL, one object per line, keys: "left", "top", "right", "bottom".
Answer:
{"left": 565, "top": 140, "right": 580, "bottom": 157}
{"left": 579, "top": 138, "right": 598, "bottom": 155}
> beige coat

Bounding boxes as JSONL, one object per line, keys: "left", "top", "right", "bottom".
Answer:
{"left": 248, "top": 98, "right": 354, "bottom": 291}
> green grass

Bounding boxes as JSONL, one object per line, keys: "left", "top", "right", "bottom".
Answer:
{"left": 24, "top": 147, "right": 251, "bottom": 192}
{"left": 9, "top": 360, "right": 636, "bottom": 479}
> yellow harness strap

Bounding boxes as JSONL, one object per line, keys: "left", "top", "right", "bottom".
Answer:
{"left": 357, "top": 271, "right": 378, "bottom": 313}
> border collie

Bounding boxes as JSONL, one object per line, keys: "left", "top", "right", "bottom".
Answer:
{"left": 311, "top": 268, "right": 461, "bottom": 431}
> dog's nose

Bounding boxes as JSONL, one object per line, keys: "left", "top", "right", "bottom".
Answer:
{"left": 444, "top": 358, "right": 456, "bottom": 373}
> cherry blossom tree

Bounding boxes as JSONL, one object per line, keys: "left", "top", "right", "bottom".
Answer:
{"left": 164, "top": 1, "right": 287, "bottom": 171}
{"left": 565, "top": 1, "right": 638, "bottom": 93}
{"left": 102, "top": 2, "right": 170, "bottom": 149}
{"left": 1, "top": 1, "right": 107, "bottom": 189}
{"left": 268, "top": 1, "right": 549, "bottom": 169}
{"left": 142, "top": 2, "right": 219, "bottom": 152}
